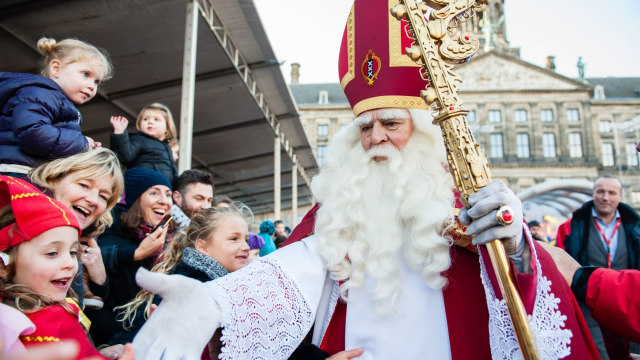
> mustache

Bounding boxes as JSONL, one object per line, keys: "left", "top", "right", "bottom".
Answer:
{"left": 365, "top": 145, "right": 401, "bottom": 160}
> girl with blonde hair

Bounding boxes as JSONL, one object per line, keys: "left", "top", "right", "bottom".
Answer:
{"left": 0, "top": 175, "right": 106, "bottom": 359}
{"left": 110, "top": 204, "right": 252, "bottom": 351}
{"left": 0, "top": 37, "right": 113, "bottom": 176}
{"left": 110, "top": 103, "right": 179, "bottom": 183}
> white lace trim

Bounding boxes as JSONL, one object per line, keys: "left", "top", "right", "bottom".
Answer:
{"left": 479, "top": 240, "right": 573, "bottom": 360}
{"left": 209, "top": 258, "right": 315, "bottom": 360}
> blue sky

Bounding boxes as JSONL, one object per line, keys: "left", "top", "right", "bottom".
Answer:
{"left": 254, "top": 0, "right": 640, "bottom": 83}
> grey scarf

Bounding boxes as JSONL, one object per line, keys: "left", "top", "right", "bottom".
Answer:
{"left": 180, "top": 247, "right": 229, "bottom": 280}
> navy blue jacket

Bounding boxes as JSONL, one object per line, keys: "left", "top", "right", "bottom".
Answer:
{"left": 110, "top": 131, "right": 178, "bottom": 184}
{"left": 564, "top": 200, "right": 640, "bottom": 270}
{"left": 0, "top": 72, "right": 88, "bottom": 167}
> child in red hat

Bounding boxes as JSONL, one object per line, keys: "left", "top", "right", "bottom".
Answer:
{"left": 0, "top": 175, "right": 107, "bottom": 359}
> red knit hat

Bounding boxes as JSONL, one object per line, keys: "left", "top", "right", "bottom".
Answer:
{"left": 0, "top": 175, "right": 80, "bottom": 252}
{"left": 338, "top": 0, "right": 429, "bottom": 117}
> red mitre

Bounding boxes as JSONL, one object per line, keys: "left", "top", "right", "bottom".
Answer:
{"left": 338, "top": 0, "right": 429, "bottom": 117}
{"left": 0, "top": 175, "right": 80, "bottom": 252}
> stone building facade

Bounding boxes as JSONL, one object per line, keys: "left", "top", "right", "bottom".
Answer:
{"left": 290, "top": 60, "right": 640, "bottom": 212}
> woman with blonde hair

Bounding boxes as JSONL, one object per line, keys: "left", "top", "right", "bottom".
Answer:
{"left": 28, "top": 148, "right": 124, "bottom": 309}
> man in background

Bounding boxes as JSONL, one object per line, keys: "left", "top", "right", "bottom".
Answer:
{"left": 557, "top": 175, "right": 640, "bottom": 358}
{"left": 170, "top": 169, "right": 214, "bottom": 230}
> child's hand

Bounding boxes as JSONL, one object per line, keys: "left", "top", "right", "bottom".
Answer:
{"left": 110, "top": 116, "right": 129, "bottom": 134}
{"left": 85, "top": 136, "right": 100, "bottom": 149}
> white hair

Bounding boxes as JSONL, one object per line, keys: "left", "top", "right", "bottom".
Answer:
{"left": 312, "top": 108, "right": 454, "bottom": 310}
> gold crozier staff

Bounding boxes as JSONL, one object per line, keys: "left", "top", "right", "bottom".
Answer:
{"left": 389, "top": 0, "right": 540, "bottom": 358}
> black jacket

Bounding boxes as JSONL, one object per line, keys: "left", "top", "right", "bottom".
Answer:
{"left": 88, "top": 205, "right": 146, "bottom": 345}
{"left": 564, "top": 200, "right": 640, "bottom": 270}
{"left": 110, "top": 131, "right": 178, "bottom": 184}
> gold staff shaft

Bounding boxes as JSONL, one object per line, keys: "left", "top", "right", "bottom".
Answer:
{"left": 390, "top": 1, "right": 539, "bottom": 358}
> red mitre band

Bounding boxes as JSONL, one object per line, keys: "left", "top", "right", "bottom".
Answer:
{"left": 0, "top": 175, "right": 80, "bottom": 252}
{"left": 338, "top": 0, "right": 429, "bottom": 117}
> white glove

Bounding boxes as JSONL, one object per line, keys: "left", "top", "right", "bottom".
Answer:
{"left": 133, "top": 268, "right": 221, "bottom": 360}
{"left": 458, "top": 180, "right": 525, "bottom": 261}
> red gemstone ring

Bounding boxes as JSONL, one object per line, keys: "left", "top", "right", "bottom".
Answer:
{"left": 496, "top": 205, "right": 514, "bottom": 226}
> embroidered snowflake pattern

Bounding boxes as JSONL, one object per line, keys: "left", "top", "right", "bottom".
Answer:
{"left": 479, "top": 243, "right": 572, "bottom": 360}
{"left": 210, "top": 259, "right": 315, "bottom": 360}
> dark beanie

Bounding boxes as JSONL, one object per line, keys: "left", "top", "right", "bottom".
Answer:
{"left": 124, "top": 168, "right": 172, "bottom": 208}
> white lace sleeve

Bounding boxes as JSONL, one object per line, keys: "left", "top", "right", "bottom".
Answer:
{"left": 207, "top": 236, "right": 327, "bottom": 360}
{"left": 480, "top": 230, "right": 573, "bottom": 360}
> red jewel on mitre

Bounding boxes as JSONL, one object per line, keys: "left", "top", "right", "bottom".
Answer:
{"left": 338, "top": 0, "right": 429, "bottom": 117}
{"left": 0, "top": 175, "right": 80, "bottom": 252}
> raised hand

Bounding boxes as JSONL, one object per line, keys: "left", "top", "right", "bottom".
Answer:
{"left": 110, "top": 116, "right": 129, "bottom": 135}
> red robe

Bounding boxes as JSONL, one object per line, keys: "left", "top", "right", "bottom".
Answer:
{"left": 285, "top": 204, "right": 599, "bottom": 359}
{"left": 21, "top": 304, "right": 105, "bottom": 360}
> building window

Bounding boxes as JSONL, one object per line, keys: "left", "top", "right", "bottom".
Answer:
{"left": 514, "top": 110, "right": 528, "bottom": 122}
{"left": 516, "top": 133, "right": 530, "bottom": 158}
{"left": 490, "top": 133, "right": 503, "bottom": 158}
{"left": 542, "top": 133, "right": 556, "bottom": 158}
{"left": 317, "top": 145, "right": 327, "bottom": 165}
{"left": 624, "top": 120, "right": 635, "bottom": 133}
{"left": 467, "top": 110, "right": 477, "bottom": 123}
{"left": 568, "top": 132, "right": 582, "bottom": 158}
{"left": 626, "top": 142, "right": 638, "bottom": 166}
{"left": 602, "top": 143, "right": 615, "bottom": 166}
{"left": 318, "top": 90, "right": 329, "bottom": 105}
{"left": 594, "top": 85, "right": 605, "bottom": 100}
{"left": 488, "top": 110, "right": 502, "bottom": 123}
{"left": 540, "top": 109, "right": 554, "bottom": 122}
{"left": 317, "top": 124, "right": 329, "bottom": 137}
{"left": 566, "top": 108, "right": 580, "bottom": 122}
{"left": 599, "top": 120, "right": 612, "bottom": 133}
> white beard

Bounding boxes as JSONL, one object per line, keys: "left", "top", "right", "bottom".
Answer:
{"left": 312, "top": 109, "right": 455, "bottom": 308}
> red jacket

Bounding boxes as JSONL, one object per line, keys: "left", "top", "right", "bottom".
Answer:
{"left": 587, "top": 268, "right": 640, "bottom": 343}
{"left": 555, "top": 218, "right": 572, "bottom": 249}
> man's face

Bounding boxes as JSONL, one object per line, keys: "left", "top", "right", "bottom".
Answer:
{"left": 593, "top": 177, "right": 622, "bottom": 219}
{"left": 358, "top": 108, "right": 415, "bottom": 162}
{"left": 173, "top": 182, "right": 213, "bottom": 218}
{"left": 529, "top": 225, "right": 543, "bottom": 240}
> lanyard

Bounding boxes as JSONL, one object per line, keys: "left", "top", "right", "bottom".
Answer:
{"left": 592, "top": 217, "right": 621, "bottom": 268}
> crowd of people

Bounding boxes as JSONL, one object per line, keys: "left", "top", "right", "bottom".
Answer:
{"left": 1, "top": 0, "right": 640, "bottom": 358}
{"left": 0, "top": 36, "right": 291, "bottom": 360}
